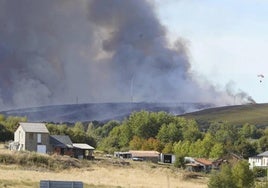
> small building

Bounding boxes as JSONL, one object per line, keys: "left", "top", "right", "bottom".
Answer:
{"left": 249, "top": 151, "right": 268, "bottom": 169}
{"left": 49, "top": 135, "right": 74, "bottom": 157}
{"left": 185, "top": 157, "right": 212, "bottom": 172}
{"left": 73, "top": 143, "right": 95, "bottom": 159}
{"left": 129, "top": 150, "right": 160, "bottom": 163}
{"left": 114, "top": 151, "right": 132, "bottom": 159}
{"left": 160, "top": 153, "right": 176, "bottom": 164}
{"left": 194, "top": 158, "right": 213, "bottom": 172}
{"left": 13, "top": 122, "right": 50, "bottom": 154}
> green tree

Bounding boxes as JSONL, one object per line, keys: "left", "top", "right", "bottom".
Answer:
{"left": 199, "top": 133, "right": 215, "bottom": 158}
{"left": 162, "top": 142, "right": 173, "bottom": 154}
{"left": 70, "top": 122, "right": 86, "bottom": 142}
{"left": 232, "top": 160, "right": 254, "bottom": 188}
{"left": 173, "top": 140, "right": 191, "bottom": 157}
{"left": 181, "top": 119, "right": 202, "bottom": 142}
{"left": 208, "top": 164, "right": 236, "bottom": 188}
{"left": 209, "top": 143, "right": 224, "bottom": 159}
{"left": 237, "top": 140, "right": 258, "bottom": 159}
{"left": 156, "top": 122, "right": 182, "bottom": 144}
{"left": 98, "top": 126, "right": 123, "bottom": 152}
{"left": 258, "top": 135, "right": 268, "bottom": 151}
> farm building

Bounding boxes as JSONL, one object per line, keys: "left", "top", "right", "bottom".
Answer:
{"left": 114, "top": 151, "right": 132, "bottom": 159}
{"left": 12, "top": 122, "right": 50, "bottom": 154}
{"left": 73, "top": 143, "right": 95, "bottom": 159}
{"left": 248, "top": 151, "right": 268, "bottom": 169}
{"left": 160, "top": 153, "right": 176, "bottom": 164}
{"left": 185, "top": 157, "right": 213, "bottom": 172}
{"left": 129, "top": 150, "right": 160, "bottom": 163}
{"left": 10, "top": 122, "right": 95, "bottom": 160}
{"left": 49, "top": 135, "right": 74, "bottom": 157}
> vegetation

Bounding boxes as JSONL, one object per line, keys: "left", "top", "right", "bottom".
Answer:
{"left": 1, "top": 104, "right": 268, "bottom": 186}
{"left": 208, "top": 160, "right": 255, "bottom": 188}
{"left": 0, "top": 150, "right": 85, "bottom": 171}
{"left": 181, "top": 103, "right": 268, "bottom": 129}
{"left": 1, "top": 108, "right": 268, "bottom": 158}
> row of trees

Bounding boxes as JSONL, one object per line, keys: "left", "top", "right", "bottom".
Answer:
{"left": 1, "top": 110, "right": 268, "bottom": 160}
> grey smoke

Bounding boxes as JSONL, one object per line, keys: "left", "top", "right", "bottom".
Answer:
{"left": 0, "top": 0, "right": 253, "bottom": 110}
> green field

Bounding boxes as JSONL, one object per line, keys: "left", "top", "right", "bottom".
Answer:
{"left": 181, "top": 103, "right": 268, "bottom": 128}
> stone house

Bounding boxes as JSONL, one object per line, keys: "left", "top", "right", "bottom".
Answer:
{"left": 13, "top": 122, "right": 50, "bottom": 154}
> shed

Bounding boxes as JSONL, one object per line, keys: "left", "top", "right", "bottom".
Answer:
{"left": 160, "top": 153, "right": 176, "bottom": 164}
{"left": 129, "top": 150, "right": 160, "bottom": 163}
{"left": 50, "top": 135, "right": 74, "bottom": 157}
{"left": 194, "top": 158, "right": 213, "bottom": 172}
{"left": 73, "top": 143, "right": 95, "bottom": 159}
{"left": 114, "top": 151, "right": 132, "bottom": 159}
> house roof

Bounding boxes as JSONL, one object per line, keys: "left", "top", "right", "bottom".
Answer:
{"left": 50, "top": 135, "right": 73, "bottom": 148}
{"left": 73, "top": 143, "right": 95, "bottom": 150}
{"left": 18, "top": 122, "right": 49, "bottom": 133}
{"left": 195, "top": 158, "right": 212, "bottom": 166}
{"left": 257, "top": 151, "right": 268, "bottom": 157}
{"left": 129, "top": 150, "right": 160, "bottom": 158}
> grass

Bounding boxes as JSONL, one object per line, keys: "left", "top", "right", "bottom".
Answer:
{"left": 0, "top": 150, "right": 85, "bottom": 171}
{"left": 0, "top": 145, "right": 208, "bottom": 188}
{"left": 181, "top": 103, "right": 268, "bottom": 128}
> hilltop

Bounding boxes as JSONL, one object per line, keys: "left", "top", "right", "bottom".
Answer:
{"left": 0, "top": 102, "right": 212, "bottom": 123}
{"left": 181, "top": 103, "right": 268, "bottom": 128}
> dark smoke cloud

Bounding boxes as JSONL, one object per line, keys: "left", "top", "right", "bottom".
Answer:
{"left": 0, "top": 0, "right": 253, "bottom": 110}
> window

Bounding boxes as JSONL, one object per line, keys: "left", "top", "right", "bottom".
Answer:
{"left": 37, "top": 134, "right": 41, "bottom": 143}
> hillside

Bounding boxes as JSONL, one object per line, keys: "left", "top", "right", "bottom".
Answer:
{"left": 0, "top": 102, "right": 212, "bottom": 123}
{"left": 181, "top": 103, "right": 268, "bottom": 128}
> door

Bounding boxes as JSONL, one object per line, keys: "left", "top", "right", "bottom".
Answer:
{"left": 37, "top": 145, "right": 46, "bottom": 154}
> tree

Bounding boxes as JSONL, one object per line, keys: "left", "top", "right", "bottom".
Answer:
{"left": 208, "top": 161, "right": 255, "bottom": 188}
{"left": 156, "top": 122, "right": 182, "bottom": 144}
{"left": 209, "top": 143, "right": 224, "bottom": 159}
{"left": 129, "top": 136, "right": 144, "bottom": 150}
{"left": 173, "top": 140, "right": 191, "bottom": 157}
{"left": 232, "top": 160, "right": 254, "bottom": 188}
{"left": 181, "top": 119, "right": 202, "bottom": 142}
{"left": 141, "top": 138, "right": 163, "bottom": 151}
{"left": 237, "top": 140, "right": 258, "bottom": 159}
{"left": 198, "top": 133, "right": 215, "bottom": 158}
{"left": 208, "top": 164, "right": 237, "bottom": 188}
{"left": 162, "top": 142, "right": 173, "bottom": 154}
{"left": 70, "top": 122, "right": 86, "bottom": 142}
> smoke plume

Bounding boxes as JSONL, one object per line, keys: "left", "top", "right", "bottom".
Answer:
{"left": 0, "top": 0, "right": 254, "bottom": 110}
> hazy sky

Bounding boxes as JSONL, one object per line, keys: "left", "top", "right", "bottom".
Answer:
{"left": 155, "top": 0, "right": 268, "bottom": 103}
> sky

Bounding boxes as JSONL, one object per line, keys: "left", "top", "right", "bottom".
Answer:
{"left": 155, "top": 0, "right": 268, "bottom": 104}
{"left": 0, "top": 0, "right": 266, "bottom": 110}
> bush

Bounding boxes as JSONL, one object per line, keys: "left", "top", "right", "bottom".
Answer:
{"left": 253, "top": 167, "right": 267, "bottom": 178}
{"left": 0, "top": 153, "right": 15, "bottom": 164}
